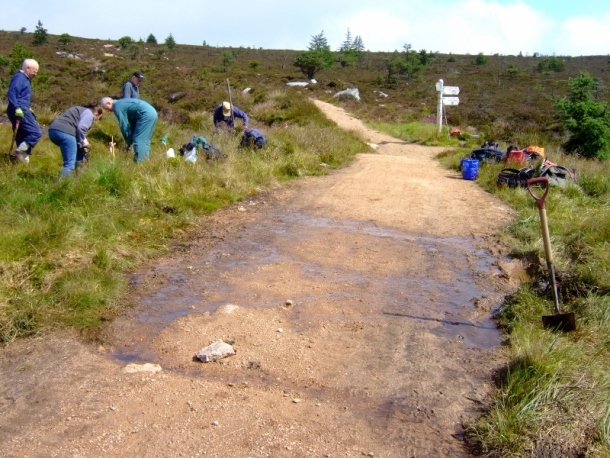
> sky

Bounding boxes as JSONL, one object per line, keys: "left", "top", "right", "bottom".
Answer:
{"left": 1, "top": 0, "right": 610, "bottom": 56}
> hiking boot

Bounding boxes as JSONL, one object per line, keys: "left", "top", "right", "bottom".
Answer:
{"left": 9, "top": 150, "right": 29, "bottom": 164}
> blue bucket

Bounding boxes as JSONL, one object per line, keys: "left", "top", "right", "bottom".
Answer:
{"left": 461, "top": 158, "right": 479, "bottom": 180}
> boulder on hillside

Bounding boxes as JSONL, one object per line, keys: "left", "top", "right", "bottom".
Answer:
{"left": 334, "top": 88, "right": 360, "bottom": 101}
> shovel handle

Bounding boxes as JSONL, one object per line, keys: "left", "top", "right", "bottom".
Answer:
{"left": 527, "top": 177, "right": 550, "bottom": 210}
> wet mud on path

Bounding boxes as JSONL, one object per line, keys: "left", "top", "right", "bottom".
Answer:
{"left": 0, "top": 101, "right": 516, "bottom": 457}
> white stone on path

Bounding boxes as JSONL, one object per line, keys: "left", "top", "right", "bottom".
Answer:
{"left": 122, "top": 363, "right": 162, "bottom": 374}
{"left": 196, "top": 341, "right": 236, "bottom": 362}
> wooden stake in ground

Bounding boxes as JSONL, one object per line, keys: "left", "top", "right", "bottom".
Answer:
{"left": 226, "top": 79, "right": 234, "bottom": 127}
{"left": 109, "top": 136, "right": 115, "bottom": 162}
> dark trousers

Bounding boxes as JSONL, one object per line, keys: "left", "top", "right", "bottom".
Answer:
{"left": 7, "top": 108, "right": 42, "bottom": 153}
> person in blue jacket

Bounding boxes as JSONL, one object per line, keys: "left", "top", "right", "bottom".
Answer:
{"left": 48, "top": 103, "right": 104, "bottom": 176}
{"left": 122, "top": 71, "right": 144, "bottom": 99}
{"left": 240, "top": 128, "right": 266, "bottom": 149}
{"left": 100, "top": 97, "right": 158, "bottom": 163}
{"left": 6, "top": 59, "right": 42, "bottom": 163}
{"left": 213, "top": 101, "right": 249, "bottom": 131}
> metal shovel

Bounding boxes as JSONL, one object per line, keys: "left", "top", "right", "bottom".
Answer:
{"left": 526, "top": 177, "right": 576, "bottom": 332}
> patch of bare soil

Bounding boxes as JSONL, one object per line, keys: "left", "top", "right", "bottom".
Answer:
{"left": 0, "top": 101, "right": 517, "bottom": 457}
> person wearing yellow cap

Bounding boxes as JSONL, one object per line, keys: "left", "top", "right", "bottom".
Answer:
{"left": 213, "top": 101, "right": 248, "bottom": 131}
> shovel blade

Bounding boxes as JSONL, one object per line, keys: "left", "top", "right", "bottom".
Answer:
{"left": 542, "top": 313, "right": 576, "bottom": 332}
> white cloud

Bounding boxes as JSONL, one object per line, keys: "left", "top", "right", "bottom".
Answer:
{"left": 337, "top": 0, "right": 556, "bottom": 54}
{"left": 555, "top": 13, "right": 610, "bottom": 55}
{"left": 1, "top": 0, "right": 610, "bottom": 55}
{"left": 335, "top": 10, "right": 411, "bottom": 52}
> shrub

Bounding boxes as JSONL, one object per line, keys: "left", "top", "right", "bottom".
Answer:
{"left": 165, "top": 34, "right": 176, "bottom": 51}
{"left": 475, "top": 53, "right": 488, "bottom": 65}
{"left": 118, "top": 36, "right": 133, "bottom": 50}
{"left": 58, "top": 33, "right": 72, "bottom": 47}
{"left": 221, "top": 52, "right": 234, "bottom": 71}
{"left": 8, "top": 42, "right": 34, "bottom": 75}
{"left": 556, "top": 72, "right": 610, "bottom": 160}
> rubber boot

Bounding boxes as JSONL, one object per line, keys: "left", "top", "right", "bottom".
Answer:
{"left": 10, "top": 142, "right": 30, "bottom": 164}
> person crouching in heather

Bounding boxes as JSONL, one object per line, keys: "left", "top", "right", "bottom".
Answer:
{"left": 100, "top": 97, "right": 158, "bottom": 163}
{"left": 48, "top": 103, "right": 103, "bottom": 176}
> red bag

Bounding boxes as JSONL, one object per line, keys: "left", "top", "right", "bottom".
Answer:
{"left": 505, "top": 150, "right": 525, "bottom": 166}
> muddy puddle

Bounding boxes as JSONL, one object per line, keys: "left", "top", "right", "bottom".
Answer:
{"left": 111, "top": 206, "right": 505, "bottom": 364}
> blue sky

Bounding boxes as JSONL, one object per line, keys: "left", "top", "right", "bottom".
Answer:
{"left": 1, "top": 0, "right": 609, "bottom": 55}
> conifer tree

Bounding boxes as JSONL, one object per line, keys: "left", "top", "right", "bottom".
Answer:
{"left": 165, "top": 33, "right": 176, "bottom": 50}
{"left": 32, "top": 20, "right": 48, "bottom": 45}
{"left": 295, "top": 31, "right": 335, "bottom": 79}
{"left": 309, "top": 31, "right": 329, "bottom": 51}
{"left": 339, "top": 29, "right": 353, "bottom": 52}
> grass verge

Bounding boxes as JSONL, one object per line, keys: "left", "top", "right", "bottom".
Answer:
{"left": 433, "top": 145, "right": 610, "bottom": 456}
{"left": 0, "top": 93, "right": 367, "bottom": 343}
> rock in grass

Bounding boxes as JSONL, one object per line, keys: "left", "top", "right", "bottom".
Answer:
{"left": 333, "top": 88, "right": 360, "bottom": 101}
{"left": 196, "top": 341, "right": 235, "bottom": 362}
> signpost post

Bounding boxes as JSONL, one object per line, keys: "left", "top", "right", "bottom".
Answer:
{"left": 436, "top": 80, "right": 460, "bottom": 134}
{"left": 436, "top": 79, "right": 444, "bottom": 134}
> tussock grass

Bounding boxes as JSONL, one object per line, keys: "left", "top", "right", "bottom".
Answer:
{"left": 370, "top": 121, "right": 481, "bottom": 148}
{"left": 436, "top": 146, "right": 610, "bottom": 455}
{"left": 0, "top": 94, "right": 365, "bottom": 344}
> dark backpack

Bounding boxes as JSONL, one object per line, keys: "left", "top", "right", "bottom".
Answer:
{"left": 180, "top": 136, "right": 226, "bottom": 162}
{"left": 204, "top": 145, "right": 226, "bottom": 162}
{"left": 471, "top": 148, "right": 504, "bottom": 163}
{"left": 496, "top": 167, "right": 536, "bottom": 188}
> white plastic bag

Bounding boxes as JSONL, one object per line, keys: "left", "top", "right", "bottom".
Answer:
{"left": 184, "top": 148, "right": 197, "bottom": 163}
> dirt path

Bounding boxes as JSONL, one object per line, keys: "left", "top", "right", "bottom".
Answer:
{"left": 0, "top": 101, "right": 516, "bottom": 457}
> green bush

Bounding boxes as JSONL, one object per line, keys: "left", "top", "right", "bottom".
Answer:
{"left": 118, "top": 36, "right": 133, "bottom": 50}
{"left": 58, "top": 33, "right": 72, "bottom": 47}
{"left": 475, "top": 53, "right": 487, "bottom": 65}
{"left": 556, "top": 72, "right": 610, "bottom": 160}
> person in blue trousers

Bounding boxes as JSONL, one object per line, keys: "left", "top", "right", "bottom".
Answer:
{"left": 6, "top": 58, "right": 42, "bottom": 163}
{"left": 101, "top": 97, "right": 158, "bottom": 163}
{"left": 48, "top": 103, "right": 104, "bottom": 176}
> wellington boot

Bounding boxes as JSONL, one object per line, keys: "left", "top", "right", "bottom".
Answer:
{"left": 10, "top": 150, "right": 29, "bottom": 164}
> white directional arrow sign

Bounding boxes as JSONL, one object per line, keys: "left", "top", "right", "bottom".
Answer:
{"left": 443, "top": 86, "right": 460, "bottom": 95}
{"left": 442, "top": 96, "right": 460, "bottom": 106}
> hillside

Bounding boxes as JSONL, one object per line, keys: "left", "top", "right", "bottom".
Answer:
{"left": 1, "top": 29, "right": 609, "bottom": 144}
{"left": 3, "top": 30, "right": 610, "bottom": 457}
